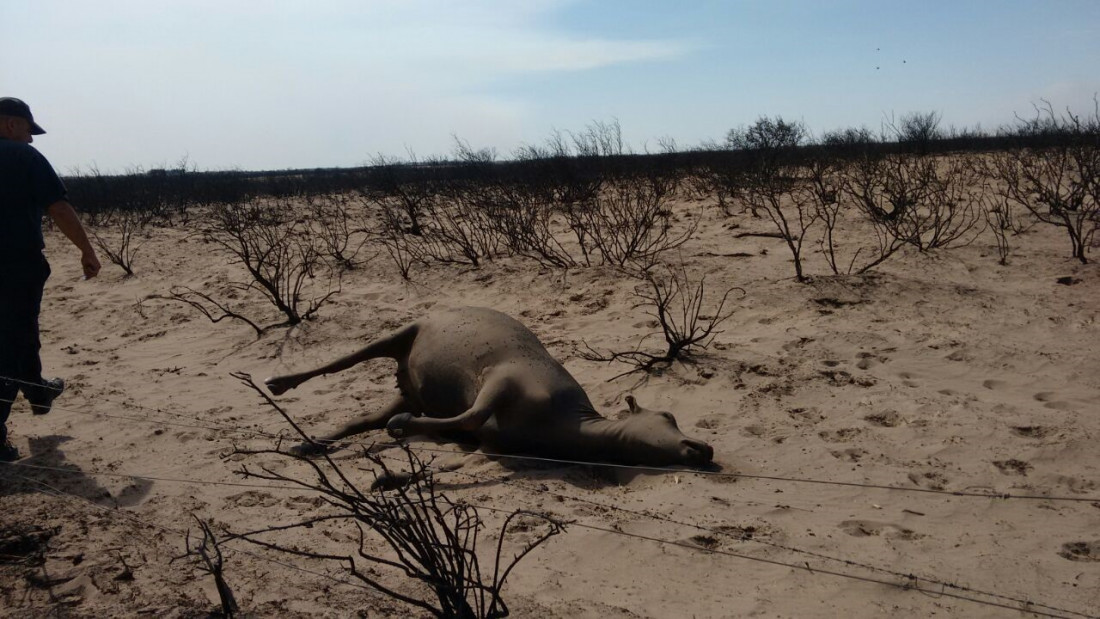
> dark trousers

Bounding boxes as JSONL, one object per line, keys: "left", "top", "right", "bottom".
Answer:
{"left": 0, "top": 253, "right": 51, "bottom": 440}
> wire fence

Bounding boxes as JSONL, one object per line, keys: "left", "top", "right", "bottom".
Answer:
{"left": 407, "top": 453, "right": 1097, "bottom": 619}
{"left": 3, "top": 373, "right": 1099, "bottom": 617}
{"left": 4, "top": 460, "right": 302, "bottom": 491}
{"left": 12, "top": 472, "right": 377, "bottom": 594}
{"left": 4, "top": 376, "right": 1098, "bottom": 504}
{"left": 5, "top": 459, "right": 1094, "bottom": 619}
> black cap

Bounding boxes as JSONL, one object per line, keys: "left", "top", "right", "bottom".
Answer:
{"left": 0, "top": 98, "right": 46, "bottom": 135}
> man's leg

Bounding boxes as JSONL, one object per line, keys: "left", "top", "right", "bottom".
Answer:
{"left": 13, "top": 256, "right": 61, "bottom": 413}
{"left": 0, "top": 265, "right": 21, "bottom": 440}
{"left": 0, "top": 380, "right": 17, "bottom": 460}
{"left": 0, "top": 260, "right": 35, "bottom": 460}
{"left": 0, "top": 380, "right": 16, "bottom": 436}
{"left": 0, "top": 256, "right": 53, "bottom": 415}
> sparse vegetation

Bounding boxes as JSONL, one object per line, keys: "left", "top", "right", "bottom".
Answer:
{"left": 203, "top": 198, "right": 340, "bottom": 326}
{"left": 308, "top": 193, "right": 370, "bottom": 271}
{"left": 889, "top": 111, "right": 943, "bottom": 154}
{"left": 582, "top": 262, "right": 743, "bottom": 377}
{"left": 988, "top": 102, "right": 1100, "bottom": 263}
{"left": 979, "top": 190, "right": 1019, "bottom": 265}
{"left": 728, "top": 116, "right": 818, "bottom": 281}
{"left": 57, "top": 110, "right": 1098, "bottom": 297}
{"left": 569, "top": 172, "right": 695, "bottom": 273}
{"left": 19, "top": 107, "right": 1099, "bottom": 617}
{"left": 173, "top": 516, "right": 239, "bottom": 618}
{"left": 91, "top": 208, "right": 153, "bottom": 276}
{"left": 228, "top": 373, "right": 566, "bottom": 619}
{"left": 152, "top": 197, "right": 341, "bottom": 336}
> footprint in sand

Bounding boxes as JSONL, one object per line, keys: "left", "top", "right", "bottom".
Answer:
{"left": 742, "top": 425, "right": 790, "bottom": 444}
{"left": 284, "top": 495, "right": 326, "bottom": 509}
{"left": 992, "top": 459, "right": 1032, "bottom": 476}
{"left": 1034, "top": 392, "right": 1075, "bottom": 410}
{"left": 173, "top": 430, "right": 200, "bottom": 444}
{"left": 829, "top": 448, "right": 867, "bottom": 462}
{"left": 114, "top": 479, "right": 154, "bottom": 507}
{"left": 227, "top": 490, "right": 280, "bottom": 508}
{"left": 898, "top": 372, "right": 919, "bottom": 388}
{"left": 715, "top": 523, "right": 771, "bottom": 541}
{"left": 945, "top": 348, "right": 974, "bottom": 362}
{"left": 688, "top": 524, "right": 771, "bottom": 549}
{"left": 907, "top": 471, "right": 949, "bottom": 490}
{"left": 819, "top": 369, "right": 856, "bottom": 386}
{"left": 818, "top": 428, "right": 863, "bottom": 443}
{"left": 982, "top": 379, "right": 1007, "bottom": 390}
{"left": 839, "top": 520, "right": 924, "bottom": 540}
{"left": 864, "top": 410, "right": 901, "bottom": 427}
{"left": 689, "top": 534, "right": 722, "bottom": 550}
{"left": 855, "top": 351, "right": 889, "bottom": 370}
{"left": 1011, "top": 425, "right": 1054, "bottom": 439}
{"left": 1059, "top": 541, "right": 1100, "bottom": 562}
{"left": 695, "top": 417, "right": 721, "bottom": 430}
{"left": 787, "top": 407, "right": 825, "bottom": 426}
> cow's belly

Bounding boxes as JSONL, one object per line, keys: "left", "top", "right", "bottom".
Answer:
{"left": 399, "top": 358, "right": 481, "bottom": 417}
{"left": 399, "top": 306, "right": 593, "bottom": 420}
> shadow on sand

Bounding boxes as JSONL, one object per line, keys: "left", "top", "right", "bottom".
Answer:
{"left": 329, "top": 437, "right": 726, "bottom": 494}
{"left": 0, "top": 435, "right": 153, "bottom": 508}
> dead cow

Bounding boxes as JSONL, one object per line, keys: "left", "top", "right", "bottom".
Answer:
{"left": 266, "top": 306, "right": 714, "bottom": 467}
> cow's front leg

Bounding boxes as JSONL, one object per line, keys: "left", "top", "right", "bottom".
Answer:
{"left": 292, "top": 395, "right": 413, "bottom": 456}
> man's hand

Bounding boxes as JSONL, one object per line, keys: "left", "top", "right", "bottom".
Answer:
{"left": 46, "top": 200, "right": 101, "bottom": 278}
{"left": 81, "top": 249, "right": 101, "bottom": 279}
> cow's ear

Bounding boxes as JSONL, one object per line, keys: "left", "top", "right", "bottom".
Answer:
{"left": 625, "top": 395, "right": 640, "bottom": 414}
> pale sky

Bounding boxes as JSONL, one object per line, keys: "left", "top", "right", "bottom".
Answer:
{"left": 3, "top": 0, "right": 1099, "bottom": 173}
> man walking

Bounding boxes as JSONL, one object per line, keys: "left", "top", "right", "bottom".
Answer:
{"left": 0, "top": 97, "right": 101, "bottom": 462}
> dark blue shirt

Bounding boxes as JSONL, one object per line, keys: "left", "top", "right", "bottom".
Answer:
{"left": 0, "top": 138, "right": 67, "bottom": 260}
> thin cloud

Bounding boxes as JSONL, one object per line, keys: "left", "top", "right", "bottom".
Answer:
{"left": 4, "top": 0, "right": 696, "bottom": 170}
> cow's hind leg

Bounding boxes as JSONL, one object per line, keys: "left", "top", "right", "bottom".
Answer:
{"left": 292, "top": 395, "right": 413, "bottom": 456}
{"left": 266, "top": 323, "right": 418, "bottom": 395}
{"left": 387, "top": 375, "right": 515, "bottom": 439}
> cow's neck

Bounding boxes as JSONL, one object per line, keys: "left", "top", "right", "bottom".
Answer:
{"left": 569, "top": 414, "right": 644, "bottom": 464}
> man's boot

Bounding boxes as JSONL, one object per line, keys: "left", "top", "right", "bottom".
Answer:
{"left": 26, "top": 377, "right": 64, "bottom": 416}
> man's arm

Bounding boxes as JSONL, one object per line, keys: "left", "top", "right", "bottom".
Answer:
{"left": 46, "top": 200, "right": 101, "bottom": 279}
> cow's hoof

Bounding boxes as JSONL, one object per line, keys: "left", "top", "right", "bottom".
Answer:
{"left": 371, "top": 471, "right": 415, "bottom": 492}
{"left": 265, "top": 376, "right": 294, "bottom": 396}
{"left": 387, "top": 413, "right": 414, "bottom": 439}
{"left": 288, "top": 440, "right": 331, "bottom": 457}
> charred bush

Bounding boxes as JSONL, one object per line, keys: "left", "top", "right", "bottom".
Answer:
{"left": 229, "top": 373, "right": 566, "bottom": 619}
{"left": 987, "top": 102, "right": 1100, "bottom": 263}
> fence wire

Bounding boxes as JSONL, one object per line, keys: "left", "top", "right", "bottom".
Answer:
{"left": 3, "top": 373, "right": 1099, "bottom": 617}
{"left": 4, "top": 377, "right": 1097, "bottom": 504}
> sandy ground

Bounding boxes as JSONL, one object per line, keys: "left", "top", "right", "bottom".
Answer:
{"left": 1, "top": 192, "right": 1099, "bottom": 618}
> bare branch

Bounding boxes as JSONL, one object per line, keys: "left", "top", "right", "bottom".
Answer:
{"left": 226, "top": 374, "right": 567, "bottom": 618}
{"left": 583, "top": 263, "right": 743, "bottom": 377}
